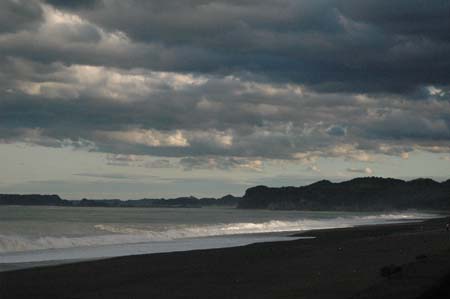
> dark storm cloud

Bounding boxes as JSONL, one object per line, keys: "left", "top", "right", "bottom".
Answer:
{"left": 1, "top": 0, "right": 449, "bottom": 93}
{"left": 51, "top": 0, "right": 450, "bottom": 92}
{"left": 364, "top": 110, "right": 450, "bottom": 140}
{"left": 337, "top": 0, "right": 450, "bottom": 42}
{"left": 0, "top": 0, "right": 43, "bottom": 34}
{"left": 1, "top": 0, "right": 450, "bottom": 163}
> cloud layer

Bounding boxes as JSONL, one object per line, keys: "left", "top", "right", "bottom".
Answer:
{"left": 1, "top": 0, "right": 450, "bottom": 171}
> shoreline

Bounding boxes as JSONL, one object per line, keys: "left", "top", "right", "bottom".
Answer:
{"left": 1, "top": 216, "right": 450, "bottom": 298}
{"left": 0, "top": 212, "right": 441, "bottom": 272}
{"left": 0, "top": 233, "right": 307, "bottom": 272}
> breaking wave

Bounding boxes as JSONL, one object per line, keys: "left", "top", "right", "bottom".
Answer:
{"left": 0, "top": 212, "right": 438, "bottom": 254}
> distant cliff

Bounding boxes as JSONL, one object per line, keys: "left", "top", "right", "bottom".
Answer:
{"left": 238, "top": 177, "right": 450, "bottom": 211}
{"left": 0, "top": 194, "right": 240, "bottom": 208}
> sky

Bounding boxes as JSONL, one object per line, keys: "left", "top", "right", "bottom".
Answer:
{"left": 1, "top": 0, "right": 450, "bottom": 199}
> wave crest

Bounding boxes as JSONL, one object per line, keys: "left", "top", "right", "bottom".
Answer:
{"left": 0, "top": 212, "right": 438, "bottom": 253}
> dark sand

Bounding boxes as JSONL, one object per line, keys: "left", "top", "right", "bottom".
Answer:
{"left": 1, "top": 216, "right": 450, "bottom": 299}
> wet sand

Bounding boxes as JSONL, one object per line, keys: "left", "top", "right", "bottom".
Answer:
{"left": 1, "top": 216, "right": 450, "bottom": 299}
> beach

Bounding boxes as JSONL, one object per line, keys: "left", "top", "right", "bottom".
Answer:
{"left": 2, "top": 1, "right": 449, "bottom": 298}
{"left": 1, "top": 216, "right": 449, "bottom": 299}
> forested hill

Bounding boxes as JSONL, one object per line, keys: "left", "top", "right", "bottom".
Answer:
{"left": 238, "top": 177, "right": 450, "bottom": 211}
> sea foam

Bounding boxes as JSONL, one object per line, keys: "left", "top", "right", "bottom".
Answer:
{"left": 0, "top": 212, "right": 437, "bottom": 254}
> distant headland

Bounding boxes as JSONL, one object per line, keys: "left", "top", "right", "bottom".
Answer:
{"left": 0, "top": 194, "right": 240, "bottom": 208}
{"left": 1, "top": 177, "right": 449, "bottom": 211}
{"left": 239, "top": 177, "right": 450, "bottom": 211}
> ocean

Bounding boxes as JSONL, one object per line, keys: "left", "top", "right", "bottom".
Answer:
{"left": 0, "top": 206, "right": 439, "bottom": 270}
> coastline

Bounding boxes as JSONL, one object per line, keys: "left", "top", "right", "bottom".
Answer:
{"left": 1, "top": 216, "right": 450, "bottom": 299}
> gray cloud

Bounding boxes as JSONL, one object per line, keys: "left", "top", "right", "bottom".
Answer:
{"left": 364, "top": 109, "right": 450, "bottom": 140}
{"left": 0, "top": 1, "right": 450, "bottom": 165}
{"left": 73, "top": 172, "right": 156, "bottom": 180}
{"left": 0, "top": 0, "right": 43, "bottom": 34}
{"left": 337, "top": 1, "right": 450, "bottom": 42}
{"left": 0, "top": 60, "right": 449, "bottom": 161}
{"left": 179, "top": 156, "right": 262, "bottom": 171}
{"left": 45, "top": 0, "right": 101, "bottom": 9}
{"left": 346, "top": 167, "right": 373, "bottom": 175}
{"left": 0, "top": 1, "right": 449, "bottom": 93}
{"left": 326, "top": 125, "right": 347, "bottom": 137}
{"left": 143, "top": 159, "right": 176, "bottom": 169}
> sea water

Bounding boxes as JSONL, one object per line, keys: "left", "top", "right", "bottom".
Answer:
{"left": 0, "top": 206, "right": 439, "bottom": 270}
